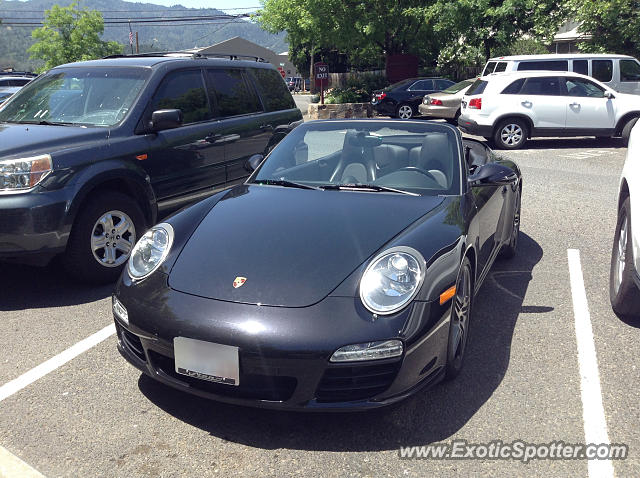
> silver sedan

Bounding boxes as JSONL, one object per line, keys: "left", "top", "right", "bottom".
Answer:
{"left": 418, "top": 79, "right": 475, "bottom": 123}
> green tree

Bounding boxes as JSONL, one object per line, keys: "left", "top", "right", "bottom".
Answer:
{"left": 428, "top": 0, "right": 568, "bottom": 61}
{"left": 569, "top": 0, "right": 640, "bottom": 57}
{"left": 28, "top": 1, "right": 122, "bottom": 72}
{"left": 258, "top": 0, "right": 439, "bottom": 75}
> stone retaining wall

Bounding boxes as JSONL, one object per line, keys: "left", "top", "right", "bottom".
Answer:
{"left": 307, "top": 103, "right": 374, "bottom": 120}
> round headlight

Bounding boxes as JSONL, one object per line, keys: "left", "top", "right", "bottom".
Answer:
{"left": 359, "top": 246, "right": 425, "bottom": 315}
{"left": 128, "top": 223, "right": 174, "bottom": 280}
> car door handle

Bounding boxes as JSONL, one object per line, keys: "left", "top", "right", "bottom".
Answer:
{"left": 570, "top": 102, "right": 580, "bottom": 107}
{"left": 205, "top": 133, "right": 223, "bottom": 144}
{"left": 521, "top": 100, "right": 532, "bottom": 107}
{"left": 260, "top": 123, "right": 273, "bottom": 130}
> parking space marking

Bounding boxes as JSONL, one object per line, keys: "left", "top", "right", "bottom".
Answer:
{"left": 0, "top": 324, "right": 115, "bottom": 403}
{"left": 560, "top": 150, "right": 615, "bottom": 160}
{"left": 568, "top": 249, "right": 614, "bottom": 478}
{"left": 0, "top": 446, "right": 45, "bottom": 478}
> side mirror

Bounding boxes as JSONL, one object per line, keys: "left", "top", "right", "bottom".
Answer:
{"left": 149, "top": 109, "right": 183, "bottom": 132}
{"left": 604, "top": 91, "right": 615, "bottom": 99}
{"left": 245, "top": 154, "right": 264, "bottom": 172}
{"left": 469, "top": 163, "right": 517, "bottom": 187}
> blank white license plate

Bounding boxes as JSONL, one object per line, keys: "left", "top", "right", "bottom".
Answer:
{"left": 173, "top": 337, "right": 239, "bottom": 386}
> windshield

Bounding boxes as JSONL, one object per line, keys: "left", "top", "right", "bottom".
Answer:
{"left": 442, "top": 79, "right": 475, "bottom": 94}
{"left": 0, "top": 67, "right": 149, "bottom": 127}
{"left": 252, "top": 121, "right": 461, "bottom": 196}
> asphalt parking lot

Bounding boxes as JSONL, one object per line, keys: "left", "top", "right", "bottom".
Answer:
{"left": 1, "top": 136, "right": 639, "bottom": 478}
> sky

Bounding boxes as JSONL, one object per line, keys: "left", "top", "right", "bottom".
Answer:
{"left": 123, "top": 0, "right": 261, "bottom": 12}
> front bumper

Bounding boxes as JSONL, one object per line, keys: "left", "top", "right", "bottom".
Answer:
{"left": 114, "top": 272, "right": 451, "bottom": 411}
{"left": 457, "top": 115, "right": 493, "bottom": 137}
{"left": 371, "top": 100, "right": 396, "bottom": 117}
{"left": 0, "top": 187, "right": 71, "bottom": 262}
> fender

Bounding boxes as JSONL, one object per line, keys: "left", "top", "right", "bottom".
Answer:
{"left": 615, "top": 112, "right": 640, "bottom": 135}
{"left": 62, "top": 159, "right": 157, "bottom": 230}
{"left": 491, "top": 113, "right": 534, "bottom": 137}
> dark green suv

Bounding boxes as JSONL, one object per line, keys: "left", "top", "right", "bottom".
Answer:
{"left": 0, "top": 53, "right": 302, "bottom": 282}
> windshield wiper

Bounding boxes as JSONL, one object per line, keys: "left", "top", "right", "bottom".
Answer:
{"left": 252, "top": 179, "right": 320, "bottom": 190}
{"left": 321, "top": 183, "right": 419, "bottom": 196}
{"left": 20, "top": 120, "right": 74, "bottom": 126}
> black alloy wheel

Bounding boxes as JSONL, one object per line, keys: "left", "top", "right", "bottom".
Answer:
{"left": 445, "top": 256, "right": 473, "bottom": 379}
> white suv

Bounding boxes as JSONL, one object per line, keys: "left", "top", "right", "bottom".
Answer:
{"left": 610, "top": 121, "right": 640, "bottom": 320}
{"left": 458, "top": 71, "right": 640, "bottom": 149}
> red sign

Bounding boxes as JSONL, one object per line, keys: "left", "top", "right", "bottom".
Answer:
{"left": 314, "top": 62, "right": 329, "bottom": 88}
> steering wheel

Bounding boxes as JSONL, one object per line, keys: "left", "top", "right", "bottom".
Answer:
{"left": 396, "top": 166, "right": 438, "bottom": 181}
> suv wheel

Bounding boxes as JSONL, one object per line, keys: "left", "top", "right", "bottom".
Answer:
{"left": 64, "top": 191, "right": 145, "bottom": 284}
{"left": 610, "top": 197, "right": 640, "bottom": 320}
{"left": 493, "top": 118, "right": 528, "bottom": 150}
{"left": 396, "top": 103, "right": 414, "bottom": 120}
{"left": 621, "top": 117, "right": 639, "bottom": 145}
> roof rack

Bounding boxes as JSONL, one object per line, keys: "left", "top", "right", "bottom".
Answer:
{"left": 0, "top": 70, "right": 37, "bottom": 77}
{"left": 103, "top": 51, "right": 265, "bottom": 62}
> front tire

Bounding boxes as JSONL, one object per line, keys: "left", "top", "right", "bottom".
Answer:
{"left": 621, "top": 117, "right": 639, "bottom": 145}
{"left": 445, "top": 257, "right": 473, "bottom": 380}
{"left": 610, "top": 197, "right": 640, "bottom": 319}
{"left": 493, "top": 118, "right": 528, "bottom": 150}
{"left": 64, "top": 191, "right": 145, "bottom": 284}
{"left": 396, "top": 103, "right": 414, "bottom": 120}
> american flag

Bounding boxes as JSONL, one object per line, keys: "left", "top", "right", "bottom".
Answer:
{"left": 129, "top": 31, "right": 133, "bottom": 46}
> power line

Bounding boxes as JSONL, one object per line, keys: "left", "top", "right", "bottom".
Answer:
{"left": 1, "top": 19, "right": 253, "bottom": 28}
{"left": 0, "top": 7, "right": 260, "bottom": 13}
{"left": 0, "top": 13, "right": 256, "bottom": 26}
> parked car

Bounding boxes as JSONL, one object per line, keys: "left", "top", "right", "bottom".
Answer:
{"left": 610, "top": 120, "right": 640, "bottom": 320}
{"left": 481, "top": 54, "right": 640, "bottom": 95}
{"left": 287, "top": 76, "right": 310, "bottom": 92}
{"left": 0, "top": 76, "right": 33, "bottom": 98}
{"left": 0, "top": 91, "right": 13, "bottom": 106}
{"left": 0, "top": 54, "right": 302, "bottom": 283}
{"left": 371, "top": 77, "right": 456, "bottom": 119}
{"left": 113, "top": 119, "right": 522, "bottom": 410}
{"left": 418, "top": 78, "right": 475, "bottom": 123}
{"left": 458, "top": 70, "right": 640, "bottom": 149}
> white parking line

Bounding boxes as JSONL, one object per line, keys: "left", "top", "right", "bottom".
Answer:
{"left": 0, "top": 324, "right": 115, "bottom": 403}
{"left": 0, "top": 445, "right": 45, "bottom": 478}
{"left": 567, "top": 249, "right": 614, "bottom": 478}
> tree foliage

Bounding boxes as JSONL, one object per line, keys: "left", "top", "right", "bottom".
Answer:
{"left": 258, "top": 0, "right": 569, "bottom": 76}
{"left": 258, "top": 0, "right": 439, "bottom": 71}
{"left": 569, "top": 0, "right": 640, "bottom": 57}
{"left": 428, "top": 0, "right": 568, "bottom": 61}
{"left": 28, "top": 1, "right": 127, "bottom": 71}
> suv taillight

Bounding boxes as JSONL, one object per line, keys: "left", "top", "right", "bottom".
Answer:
{"left": 468, "top": 98, "right": 482, "bottom": 109}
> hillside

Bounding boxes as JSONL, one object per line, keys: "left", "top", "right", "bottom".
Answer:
{"left": 0, "top": 0, "right": 287, "bottom": 71}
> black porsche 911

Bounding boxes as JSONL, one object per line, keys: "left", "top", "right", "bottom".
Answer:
{"left": 113, "top": 120, "right": 522, "bottom": 410}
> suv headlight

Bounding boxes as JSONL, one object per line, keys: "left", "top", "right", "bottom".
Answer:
{"left": 128, "top": 223, "right": 174, "bottom": 280}
{"left": 0, "top": 155, "right": 52, "bottom": 192}
{"left": 359, "top": 246, "right": 425, "bottom": 315}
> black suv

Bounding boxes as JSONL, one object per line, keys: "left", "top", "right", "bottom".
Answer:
{"left": 0, "top": 53, "right": 302, "bottom": 282}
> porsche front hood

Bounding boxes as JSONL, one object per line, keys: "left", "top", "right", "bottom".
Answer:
{"left": 168, "top": 184, "right": 444, "bottom": 307}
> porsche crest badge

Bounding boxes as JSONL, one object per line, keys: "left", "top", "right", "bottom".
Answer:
{"left": 233, "top": 276, "right": 247, "bottom": 288}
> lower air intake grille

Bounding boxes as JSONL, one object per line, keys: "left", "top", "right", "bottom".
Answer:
{"left": 315, "top": 359, "right": 401, "bottom": 402}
